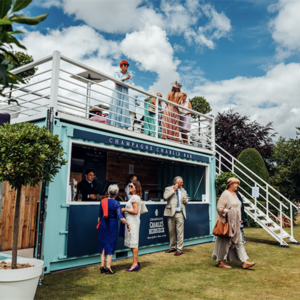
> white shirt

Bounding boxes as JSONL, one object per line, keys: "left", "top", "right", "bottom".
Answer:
{"left": 175, "top": 188, "right": 182, "bottom": 212}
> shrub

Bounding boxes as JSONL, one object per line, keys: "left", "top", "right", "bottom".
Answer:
{"left": 215, "top": 172, "right": 236, "bottom": 197}
{"left": 235, "top": 148, "right": 270, "bottom": 197}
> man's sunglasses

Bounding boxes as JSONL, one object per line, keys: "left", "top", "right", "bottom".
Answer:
{"left": 123, "top": 64, "right": 129, "bottom": 67}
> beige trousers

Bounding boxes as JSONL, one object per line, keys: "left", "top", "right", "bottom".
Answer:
{"left": 168, "top": 212, "right": 184, "bottom": 252}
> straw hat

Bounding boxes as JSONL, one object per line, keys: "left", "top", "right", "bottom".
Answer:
{"left": 171, "top": 81, "right": 182, "bottom": 89}
{"left": 145, "top": 90, "right": 155, "bottom": 99}
{"left": 89, "top": 106, "right": 102, "bottom": 112}
{"left": 226, "top": 177, "right": 240, "bottom": 188}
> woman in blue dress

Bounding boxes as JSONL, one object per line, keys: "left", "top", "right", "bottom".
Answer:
{"left": 108, "top": 60, "right": 133, "bottom": 128}
{"left": 98, "top": 184, "right": 130, "bottom": 274}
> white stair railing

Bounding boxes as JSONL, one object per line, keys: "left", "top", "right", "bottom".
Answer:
{"left": 215, "top": 143, "right": 299, "bottom": 246}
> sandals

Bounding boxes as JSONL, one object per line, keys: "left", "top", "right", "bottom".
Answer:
{"left": 217, "top": 261, "right": 232, "bottom": 269}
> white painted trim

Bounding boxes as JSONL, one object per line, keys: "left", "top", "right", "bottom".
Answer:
{"left": 65, "top": 140, "right": 210, "bottom": 205}
{"left": 10, "top": 111, "right": 47, "bottom": 124}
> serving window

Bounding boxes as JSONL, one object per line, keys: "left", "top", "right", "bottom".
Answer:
{"left": 68, "top": 142, "right": 208, "bottom": 203}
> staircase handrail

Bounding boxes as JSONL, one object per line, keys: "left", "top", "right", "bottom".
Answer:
{"left": 216, "top": 143, "right": 297, "bottom": 209}
{"left": 216, "top": 150, "right": 288, "bottom": 209}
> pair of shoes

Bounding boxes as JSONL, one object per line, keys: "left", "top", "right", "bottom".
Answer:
{"left": 126, "top": 264, "right": 140, "bottom": 272}
{"left": 100, "top": 266, "right": 106, "bottom": 274}
{"left": 105, "top": 267, "right": 116, "bottom": 274}
{"left": 217, "top": 261, "right": 232, "bottom": 269}
{"left": 242, "top": 261, "right": 255, "bottom": 269}
{"left": 165, "top": 249, "right": 176, "bottom": 253}
{"left": 174, "top": 251, "right": 182, "bottom": 256}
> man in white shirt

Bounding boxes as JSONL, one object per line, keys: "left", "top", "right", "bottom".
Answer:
{"left": 163, "top": 176, "right": 188, "bottom": 256}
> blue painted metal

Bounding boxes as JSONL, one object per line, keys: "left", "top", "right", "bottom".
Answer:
{"left": 30, "top": 119, "right": 216, "bottom": 273}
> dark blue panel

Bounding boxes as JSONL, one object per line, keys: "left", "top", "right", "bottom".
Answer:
{"left": 73, "top": 129, "right": 210, "bottom": 163}
{"left": 67, "top": 203, "right": 210, "bottom": 258}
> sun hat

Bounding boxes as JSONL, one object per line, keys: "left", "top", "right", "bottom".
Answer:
{"left": 171, "top": 81, "right": 182, "bottom": 89}
{"left": 226, "top": 177, "right": 240, "bottom": 188}
{"left": 145, "top": 90, "right": 155, "bottom": 99}
{"left": 120, "top": 60, "right": 129, "bottom": 68}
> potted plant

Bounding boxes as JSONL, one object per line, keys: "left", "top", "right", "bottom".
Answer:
{"left": 0, "top": 122, "right": 67, "bottom": 300}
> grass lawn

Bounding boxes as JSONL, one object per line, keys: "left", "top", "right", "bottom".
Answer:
{"left": 35, "top": 220, "right": 300, "bottom": 300}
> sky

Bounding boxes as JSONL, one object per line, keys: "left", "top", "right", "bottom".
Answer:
{"left": 17, "top": 0, "right": 300, "bottom": 139}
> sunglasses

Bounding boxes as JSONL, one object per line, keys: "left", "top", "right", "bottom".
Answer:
{"left": 123, "top": 64, "right": 129, "bottom": 67}
{"left": 129, "top": 184, "right": 134, "bottom": 188}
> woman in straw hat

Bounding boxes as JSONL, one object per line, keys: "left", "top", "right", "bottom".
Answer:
{"left": 211, "top": 177, "right": 255, "bottom": 269}
{"left": 143, "top": 91, "right": 161, "bottom": 137}
{"left": 108, "top": 60, "right": 133, "bottom": 129}
{"left": 161, "top": 81, "right": 182, "bottom": 141}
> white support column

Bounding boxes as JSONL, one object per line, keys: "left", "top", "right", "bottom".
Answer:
{"left": 254, "top": 182, "right": 257, "bottom": 222}
{"left": 86, "top": 81, "right": 92, "bottom": 119}
{"left": 49, "top": 51, "right": 61, "bottom": 113}
{"left": 211, "top": 118, "right": 215, "bottom": 154}
{"left": 290, "top": 203, "right": 294, "bottom": 240}
{"left": 231, "top": 157, "right": 234, "bottom": 173}
{"left": 155, "top": 96, "right": 159, "bottom": 139}
{"left": 218, "top": 154, "right": 221, "bottom": 175}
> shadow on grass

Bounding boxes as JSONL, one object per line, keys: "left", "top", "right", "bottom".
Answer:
{"left": 246, "top": 237, "right": 279, "bottom": 246}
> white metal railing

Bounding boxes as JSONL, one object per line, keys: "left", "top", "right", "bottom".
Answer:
{"left": 0, "top": 51, "right": 215, "bottom": 154}
{"left": 216, "top": 143, "right": 298, "bottom": 244}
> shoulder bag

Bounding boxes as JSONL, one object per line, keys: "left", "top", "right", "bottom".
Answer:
{"left": 140, "top": 201, "right": 148, "bottom": 215}
{"left": 212, "top": 208, "right": 229, "bottom": 237}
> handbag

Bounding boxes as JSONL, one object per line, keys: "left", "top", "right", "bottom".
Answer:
{"left": 212, "top": 208, "right": 229, "bottom": 237}
{"left": 96, "top": 222, "right": 101, "bottom": 230}
{"left": 140, "top": 201, "right": 148, "bottom": 215}
{"left": 148, "top": 105, "right": 155, "bottom": 113}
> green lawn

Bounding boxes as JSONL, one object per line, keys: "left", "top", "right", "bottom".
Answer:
{"left": 35, "top": 220, "right": 300, "bottom": 300}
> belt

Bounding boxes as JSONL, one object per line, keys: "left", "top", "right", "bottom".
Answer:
{"left": 175, "top": 211, "right": 182, "bottom": 213}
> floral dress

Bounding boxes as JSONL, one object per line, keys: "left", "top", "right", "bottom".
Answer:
{"left": 108, "top": 71, "right": 133, "bottom": 128}
{"left": 124, "top": 195, "right": 141, "bottom": 248}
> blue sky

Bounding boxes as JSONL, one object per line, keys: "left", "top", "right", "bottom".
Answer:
{"left": 19, "top": 0, "right": 300, "bottom": 138}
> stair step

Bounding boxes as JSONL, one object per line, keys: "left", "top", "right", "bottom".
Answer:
{"left": 269, "top": 226, "right": 281, "bottom": 231}
{"left": 261, "top": 220, "right": 275, "bottom": 224}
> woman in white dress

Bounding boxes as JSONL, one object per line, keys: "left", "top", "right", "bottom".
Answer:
{"left": 124, "top": 174, "right": 137, "bottom": 201}
{"left": 121, "top": 180, "right": 142, "bottom": 272}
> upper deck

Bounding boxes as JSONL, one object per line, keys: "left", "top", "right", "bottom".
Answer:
{"left": 0, "top": 51, "right": 215, "bottom": 155}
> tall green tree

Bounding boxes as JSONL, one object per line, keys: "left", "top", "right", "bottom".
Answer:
{"left": 189, "top": 96, "right": 212, "bottom": 117}
{"left": 271, "top": 127, "right": 300, "bottom": 204}
{"left": 0, "top": 123, "right": 67, "bottom": 269}
{"left": 0, "top": 0, "right": 48, "bottom": 93}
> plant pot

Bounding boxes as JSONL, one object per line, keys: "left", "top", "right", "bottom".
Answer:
{"left": 0, "top": 103, "right": 21, "bottom": 119}
{"left": 0, "top": 258, "right": 44, "bottom": 300}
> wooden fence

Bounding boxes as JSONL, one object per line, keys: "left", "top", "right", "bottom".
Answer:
{"left": 0, "top": 181, "right": 41, "bottom": 251}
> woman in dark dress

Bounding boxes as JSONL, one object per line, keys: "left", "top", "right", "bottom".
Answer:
{"left": 98, "top": 184, "right": 130, "bottom": 274}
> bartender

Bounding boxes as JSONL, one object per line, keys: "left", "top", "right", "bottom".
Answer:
{"left": 124, "top": 174, "right": 137, "bottom": 201}
{"left": 76, "top": 169, "right": 100, "bottom": 201}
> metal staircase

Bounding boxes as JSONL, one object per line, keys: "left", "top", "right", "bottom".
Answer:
{"left": 215, "top": 143, "right": 299, "bottom": 246}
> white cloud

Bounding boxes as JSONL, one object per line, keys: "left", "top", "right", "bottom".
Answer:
{"left": 120, "top": 25, "right": 181, "bottom": 95}
{"left": 35, "top": 0, "right": 62, "bottom": 8}
{"left": 269, "top": 0, "right": 300, "bottom": 59}
{"left": 191, "top": 62, "right": 300, "bottom": 138}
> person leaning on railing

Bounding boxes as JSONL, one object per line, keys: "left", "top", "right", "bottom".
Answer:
{"left": 161, "top": 81, "right": 182, "bottom": 142}
{"left": 178, "top": 92, "right": 192, "bottom": 144}
{"left": 143, "top": 90, "right": 161, "bottom": 138}
{"left": 108, "top": 60, "right": 133, "bottom": 129}
{"left": 98, "top": 184, "right": 130, "bottom": 275}
{"left": 211, "top": 177, "right": 255, "bottom": 269}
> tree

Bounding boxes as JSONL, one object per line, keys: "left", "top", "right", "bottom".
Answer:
{"left": 0, "top": 0, "right": 48, "bottom": 93}
{"left": 3, "top": 50, "right": 37, "bottom": 104}
{"left": 0, "top": 123, "right": 67, "bottom": 269}
{"left": 189, "top": 96, "right": 212, "bottom": 118}
{"left": 271, "top": 127, "right": 300, "bottom": 204}
{"left": 215, "top": 109, "right": 276, "bottom": 170}
{"left": 215, "top": 172, "right": 236, "bottom": 197}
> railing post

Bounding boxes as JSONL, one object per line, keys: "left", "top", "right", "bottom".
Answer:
{"left": 155, "top": 96, "right": 159, "bottom": 139}
{"left": 254, "top": 182, "right": 257, "bottom": 222}
{"left": 219, "top": 154, "right": 221, "bottom": 175}
{"left": 290, "top": 203, "right": 294, "bottom": 240}
{"left": 266, "top": 185, "right": 269, "bottom": 218}
{"left": 49, "top": 51, "right": 61, "bottom": 113}
{"left": 86, "top": 81, "right": 91, "bottom": 118}
{"left": 231, "top": 157, "right": 234, "bottom": 173}
{"left": 280, "top": 202, "right": 283, "bottom": 245}
{"left": 211, "top": 118, "right": 215, "bottom": 153}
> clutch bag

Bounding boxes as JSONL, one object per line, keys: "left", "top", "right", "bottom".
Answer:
{"left": 212, "top": 208, "right": 229, "bottom": 237}
{"left": 96, "top": 222, "right": 101, "bottom": 230}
